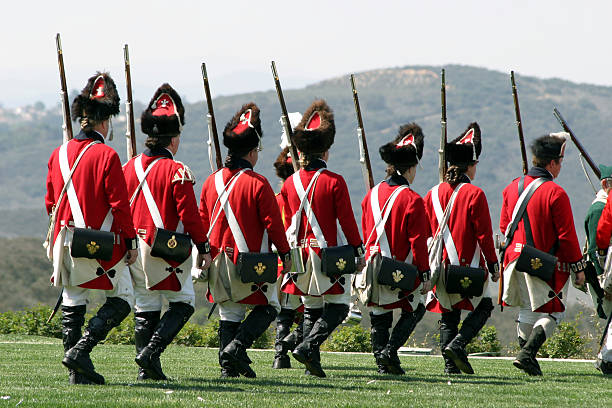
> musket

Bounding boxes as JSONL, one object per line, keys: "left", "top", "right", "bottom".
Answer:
{"left": 553, "top": 107, "right": 601, "bottom": 179}
{"left": 439, "top": 69, "right": 447, "bottom": 183}
{"left": 271, "top": 61, "right": 300, "bottom": 172}
{"left": 511, "top": 71, "right": 528, "bottom": 175}
{"left": 350, "top": 74, "right": 374, "bottom": 190}
{"left": 124, "top": 44, "right": 137, "bottom": 159}
{"left": 201, "top": 63, "right": 223, "bottom": 171}
{"left": 56, "top": 33, "right": 73, "bottom": 142}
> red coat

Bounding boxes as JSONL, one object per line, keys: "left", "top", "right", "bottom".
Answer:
{"left": 597, "top": 194, "right": 612, "bottom": 249}
{"left": 123, "top": 149, "right": 207, "bottom": 250}
{"left": 45, "top": 131, "right": 136, "bottom": 288}
{"left": 499, "top": 170, "right": 582, "bottom": 313}
{"left": 361, "top": 177, "right": 431, "bottom": 310}
{"left": 424, "top": 178, "right": 497, "bottom": 311}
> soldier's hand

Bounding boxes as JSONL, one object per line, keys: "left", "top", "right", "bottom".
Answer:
{"left": 191, "top": 266, "right": 207, "bottom": 282}
{"left": 487, "top": 261, "right": 500, "bottom": 282}
{"left": 282, "top": 258, "right": 292, "bottom": 273}
{"left": 597, "top": 249, "right": 607, "bottom": 269}
{"left": 125, "top": 249, "right": 138, "bottom": 265}
{"left": 605, "top": 290, "right": 612, "bottom": 301}
{"left": 198, "top": 253, "right": 212, "bottom": 270}
{"left": 574, "top": 271, "right": 585, "bottom": 287}
{"left": 420, "top": 280, "right": 433, "bottom": 294}
{"left": 356, "top": 257, "right": 366, "bottom": 272}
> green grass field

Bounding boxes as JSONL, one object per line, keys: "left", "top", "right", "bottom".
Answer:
{"left": 0, "top": 335, "right": 609, "bottom": 407}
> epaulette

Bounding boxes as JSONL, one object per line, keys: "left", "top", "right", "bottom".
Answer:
{"left": 172, "top": 161, "right": 196, "bottom": 185}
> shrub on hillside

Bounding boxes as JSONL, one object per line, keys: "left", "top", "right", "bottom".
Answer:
{"left": 0, "top": 305, "right": 62, "bottom": 338}
{"left": 322, "top": 325, "right": 372, "bottom": 353}
{"left": 466, "top": 325, "right": 501, "bottom": 354}
{"left": 539, "top": 321, "right": 586, "bottom": 359}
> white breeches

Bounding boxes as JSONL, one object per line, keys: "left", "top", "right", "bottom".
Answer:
{"left": 131, "top": 262, "right": 195, "bottom": 312}
{"left": 62, "top": 265, "right": 134, "bottom": 308}
{"left": 600, "top": 320, "right": 612, "bottom": 362}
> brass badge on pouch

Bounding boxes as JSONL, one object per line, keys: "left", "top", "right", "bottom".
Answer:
{"left": 86, "top": 241, "right": 99, "bottom": 255}
{"left": 392, "top": 270, "right": 404, "bottom": 283}
{"left": 254, "top": 262, "right": 266, "bottom": 276}
{"left": 167, "top": 235, "right": 178, "bottom": 249}
{"left": 336, "top": 258, "right": 347, "bottom": 271}
{"left": 531, "top": 258, "right": 542, "bottom": 270}
{"left": 460, "top": 276, "right": 472, "bottom": 289}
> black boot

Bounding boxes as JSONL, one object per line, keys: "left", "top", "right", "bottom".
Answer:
{"left": 296, "top": 307, "right": 323, "bottom": 376}
{"left": 62, "top": 297, "right": 131, "bottom": 385}
{"left": 61, "top": 305, "right": 90, "bottom": 385}
{"left": 380, "top": 304, "right": 425, "bottom": 375}
{"left": 134, "top": 311, "right": 161, "bottom": 380}
{"left": 135, "top": 302, "right": 194, "bottom": 380}
{"left": 218, "top": 320, "right": 240, "bottom": 378}
{"left": 280, "top": 311, "right": 304, "bottom": 354}
{"left": 220, "top": 305, "right": 278, "bottom": 378}
{"left": 293, "top": 303, "right": 349, "bottom": 378}
{"left": 273, "top": 308, "right": 296, "bottom": 369}
{"left": 444, "top": 298, "right": 493, "bottom": 375}
{"left": 513, "top": 325, "right": 546, "bottom": 376}
{"left": 440, "top": 309, "right": 461, "bottom": 375}
{"left": 369, "top": 311, "right": 392, "bottom": 374}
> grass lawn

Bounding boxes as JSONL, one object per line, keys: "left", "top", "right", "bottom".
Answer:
{"left": 0, "top": 334, "right": 610, "bottom": 407}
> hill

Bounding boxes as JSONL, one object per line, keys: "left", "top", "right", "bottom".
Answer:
{"left": 1, "top": 64, "right": 610, "bottom": 240}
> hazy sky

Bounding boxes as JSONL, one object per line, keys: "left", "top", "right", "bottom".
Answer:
{"left": 2, "top": 1, "right": 610, "bottom": 108}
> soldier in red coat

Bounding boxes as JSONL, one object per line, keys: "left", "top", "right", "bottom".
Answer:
{"left": 123, "top": 84, "right": 212, "bottom": 380}
{"left": 280, "top": 100, "right": 365, "bottom": 377}
{"left": 44, "top": 73, "right": 138, "bottom": 385}
{"left": 199, "top": 103, "right": 291, "bottom": 378}
{"left": 424, "top": 123, "right": 499, "bottom": 375}
{"left": 272, "top": 115, "right": 305, "bottom": 370}
{"left": 500, "top": 134, "right": 585, "bottom": 376}
{"left": 358, "top": 124, "right": 430, "bottom": 375}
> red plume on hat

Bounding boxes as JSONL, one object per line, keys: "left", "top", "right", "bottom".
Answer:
{"left": 71, "top": 72, "right": 120, "bottom": 122}
{"left": 379, "top": 123, "right": 424, "bottom": 167}
{"left": 223, "top": 102, "right": 262, "bottom": 155}
{"left": 293, "top": 99, "right": 335, "bottom": 154}
{"left": 141, "top": 83, "right": 185, "bottom": 136}
{"left": 446, "top": 122, "right": 482, "bottom": 164}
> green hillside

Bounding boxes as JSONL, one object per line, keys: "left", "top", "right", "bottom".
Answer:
{"left": 1, "top": 64, "right": 609, "bottom": 240}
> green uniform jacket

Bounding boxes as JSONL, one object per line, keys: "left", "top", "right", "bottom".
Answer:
{"left": 585, "top": 199, "right": 606, "bottom": 275}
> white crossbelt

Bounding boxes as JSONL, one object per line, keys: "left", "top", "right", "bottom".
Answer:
{"left": 504, "top": 177, "right": 547, "bottom": 242}
{"left": 212, "top": 169, "right": 268, "bottom": 253}
{"left": 287, "top": 169, "right": 326, "bottom": 248}
{"left": 431, "top": 183, "right": 479, "bottom": 266}
{"left": 366, "top": 183, "right": 408, "bottom": 259}
{"left": 59, "top": 142, "right": 112, "bottom": 231}
{"left": 133, "top": 155, "right": 167, "bottom": 229}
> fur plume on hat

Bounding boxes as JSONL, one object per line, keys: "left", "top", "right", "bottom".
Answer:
{"left": 141, "top": 83, "right": 185, "bottom": 136}
{"left": 71, "top": 72, "right": 120, "bottom": 122}
{"left": 293, "top": 99, "right": 335, "bottom": 154}
{"left": 274, "top": 147, "right": 295, "bottom": 181}
{"left": 379, "top": 123, "right": 424, "bottom": 167}
{"left": 223, "top": 102, "right": 262, "bottom": 154}
{"left": 446, "top": 122, "right": 482, "bottom": 165}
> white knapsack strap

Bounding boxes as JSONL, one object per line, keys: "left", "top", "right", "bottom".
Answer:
{"left": 289, "top": 169, "right": 326, "bottom": 248}
{"left": 366, "top": 183, "right": 408, "bottom": 258}
{"left": 130, "top": 156, "right": 165, "bottom": 205}
{"left": 133, "top": 155, "right": 166, "bottom": 229}
{"left": 505, "top": 177, "right": 547, "bottom": 241}
{"left": 431, "top": 183, "right": 466, "bottom": 265}
{"left": 213, "top": 169, "right": 249, "bottom": 253}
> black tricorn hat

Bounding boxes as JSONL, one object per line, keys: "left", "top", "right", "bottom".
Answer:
{"left": 293, "top": 99, "right": 335, "bottom": 154}
{"left": 379, "top": 123, "right": 424, "bottom": 167}
{"left": 446, "top": 122, "right": 482, "bottom": 165}
{"left": 274, "top": 147, "right": 295, "bottom": 181}
{"left": 141, "top": 83, "right": 185, "bottom": 137}
{"left": 223, "top": 102, "right": 262, "bottom": 155}
{"left": 531, "top": 133, "right": 567, "bottom": 160}
{"left": 71, "top": 72, "right": 120, "bottom": 122}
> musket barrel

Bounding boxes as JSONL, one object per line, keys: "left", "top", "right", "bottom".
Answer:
{"left": 124, "top": 44, "right": 137, "bottom": 159}
{"left": 271, "top": 61, "right": 300, "bottom": 172}
{"left": 201, "top": 63, "right": 223, "bottom": 170}
{"left": 56, "top": 33, "right": 73, "bottom": 141}
{"left": 439, "top": 68, "right": 447, "bottom": 183}
{"left": 350, "top": 74, "right": 374, "bottom": 189}
{"left": 511, "top": 71, "right": 528, "bottom": 175}
{"left": 553, "top": 108, "right": 601, "bottom": 179}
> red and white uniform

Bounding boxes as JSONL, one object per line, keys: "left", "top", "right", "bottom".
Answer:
{"left": 199, "top": 160, "right": 290, "bottom": 309}
{"left": 357, "top": 176, "right": 430, "bottom": 312}
{"left": 276, "top": 192, "right": 303, "bottom": 311}
{"left": 280, "top": 160, "right": 363, "bottom": 303}
{"left": 123, "top": 147, "right": 207, "bottom": 310}
{"left": 45, "top": 131, "right": 136, "bottom": 292}
{"left": 424, "top": 177, "right": 497, "bottom": 312}
{"left": 499, "top": 168, "right": 582, "bottom": 313}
